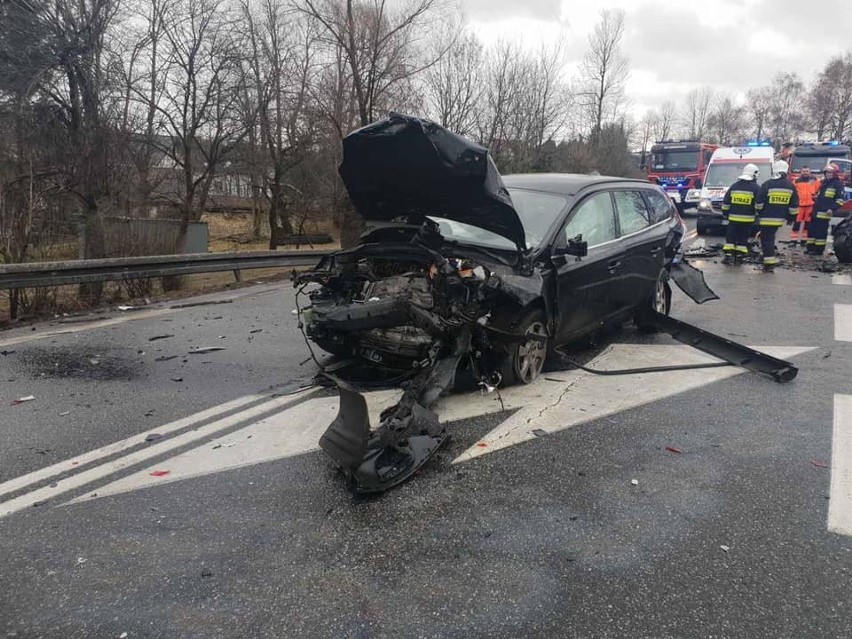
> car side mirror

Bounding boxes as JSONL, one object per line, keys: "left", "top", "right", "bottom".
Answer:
{"left": 554, "top": 235, "right": 588, "bottom": 258}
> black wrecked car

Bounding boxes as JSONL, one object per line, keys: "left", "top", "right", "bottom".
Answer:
{"left": 295, "top": 113, "right": 715, "bottom": 493}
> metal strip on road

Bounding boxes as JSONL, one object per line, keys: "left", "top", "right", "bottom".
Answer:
{"left": 0, "top": 394, "right": 266, "bottom": 500}
{"left": 829, "top": 395, "right": 852, "bottom": 537}
{"left": 834, "top": 304, "right": 852, "bottom": 342}
{"left": 0, "top": 388, "right": 316, "bottom": 519}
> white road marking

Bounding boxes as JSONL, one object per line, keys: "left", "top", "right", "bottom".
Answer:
{"left": 829, "top": 395, "right": 852, "bottom": 537}
{"left": 59, "top": 344, "right": 813, "bottom": 505}
{"left": 0, "top": 394, "right": 266, "bottom": 500}
{"left": 0, "top": 388, "right": 316, "bottom": 518}
{"left": 453, "top": 345, "right": 814, "bottom": 464}
{"left": 832, "top": 274, "right": 852, "bottom": 286}
{"left": 834, "top": 304, "right": 852, "bottom": 342}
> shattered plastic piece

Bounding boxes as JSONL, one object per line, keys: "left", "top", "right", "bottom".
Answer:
{"left": 11, "top": 395, "right": 35, "bottom": 406}
{"left": 531, "top": 429, "right": 547, "bottom": 438}
{"left": 0, "top": 350, "right": 15, "bottom": 356}
{"left": 250, "top": 329, "right": 263, "bottom": 334}
{"left": 155, "top": 355, "right": 178, "bottom": 362}
{"left": 665, "top": 446, "right": 682, "bottom": 454}
{"left": 148, "top": 334, "right": 174, "bottom": 342}
{"left": 59, "top": 411, "right": 70, "bottom": 417}
{"left": 291, "top": 309, "right": 298, "bottom": 315}
{"left": 145, "top": 433, "right": 164, "bottom": 442}
{"left": 201, "top": 569, "right": 214, "bottom": 578}
{"left": 170, "top": 377, "right": 184, "bottom": 382}
{"left": 188, "top": 347, "right": 226, "bottom": 354}
{"left": 76, "top": 557, "right": 87, "bottom": 565}
{"left": 120, "top": 633, "right": 128, "bottom": 638}
{"left": 149, "top": 470, "right": 170, "bottom": 477}
{"left": 811, "top": 460, "right": 829, "bottom": 469}
{"left": 630, "top": 479, "right": 639, "bottom": 486}
{"left": 117, "top": 305, "right": 134, "bottom": 311}
{"left": 720, "top": 545, "right": 730, "bottom": 552}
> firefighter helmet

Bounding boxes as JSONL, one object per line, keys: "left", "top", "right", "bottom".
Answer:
{"left": 739, "top": 163, "right": 760, "bottom": 180}
{"left": 772, "top": 160, "right": 789, "bottom": 177}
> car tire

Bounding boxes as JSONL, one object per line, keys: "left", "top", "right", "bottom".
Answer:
{"left": 500, "top": 309, "right": 549, "bottom": 386}
{"left": 635, "top": 269, "right": 671, "bottom": 333}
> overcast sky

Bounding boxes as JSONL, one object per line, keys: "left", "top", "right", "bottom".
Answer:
{"left": 465, "top": 0, "right": 852, "bottom": 117}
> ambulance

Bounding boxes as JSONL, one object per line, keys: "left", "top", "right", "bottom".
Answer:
{"left": 694, "top": 144, "right": 775, "bottom": 235}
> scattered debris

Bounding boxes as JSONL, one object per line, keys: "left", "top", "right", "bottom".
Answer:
{"left": 0, "top": 350, "right": 15, "bottom": 356}
{"left": 76, "top": 557, "right": 87, "bottom": 565}
{"left": 154, "top": 355, "right": 178, "bottom": 362}
{"left": 11, "top": 395, "right": 35, "bottom": 406}
{"left": 188, "top": 346, "right": 226, "bottom": 355}
{"left": 145, "top": 433, "right": 165, "bottom": 442}
{"left": 59, "top": 411, "right": 70, "bottom": 417}
{"left": 630, "top": 479, "right": 639, "bottom": 486}
{"left": 149, "top": 470, "right": 170, "bottom": 477}
{"left": 720, "top": 545, "right": 730, "bottom": 553}
{"left": 811, "top": 460, "right": 829, "bottom": 469}
{"left": 249, "top": 329, "right": 263, "bottom": 334}
{"left": 201, "top": 568, "right": 214, "bottom": 578}
{"left": 120, "top": 633, "right": 128, "bottom": 638}
{"left": 117, "top": 305, "right": 135, "bottom": 311}
{"left": 823, "top": 350, "right": 832, "bottom": 359}
{"left": 170, "top": 377, "right": 184, "bottom": 383}
{"left": 531, "top": 429, "right": 547, "bottom": 438}
{"left": 148, "top": 334, "right": 174, "bottom": 342}
{"left": 665, "top": 446, "right": 682, "bottom": 455}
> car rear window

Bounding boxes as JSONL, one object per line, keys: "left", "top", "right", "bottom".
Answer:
{"left": 644, "top": 189, "right": 675, "bottom": 223}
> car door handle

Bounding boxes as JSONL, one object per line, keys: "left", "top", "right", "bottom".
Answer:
{"left": 607, "top": 260, "right": 622, "bottom": 272}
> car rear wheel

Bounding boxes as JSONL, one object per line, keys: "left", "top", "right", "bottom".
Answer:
{"left": 501, "top": 309, "right": 548, "bottom": 386}
{"left": 635, "top": 270, "right": 671, "bottom": 332}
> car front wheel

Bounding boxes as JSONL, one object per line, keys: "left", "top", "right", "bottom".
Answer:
{"left": 501, "top": 309, "right": 548, "bottom": 386}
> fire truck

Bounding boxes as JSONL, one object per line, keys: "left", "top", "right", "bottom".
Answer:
{"left": 646, "top": 140, "right": 718, "bottom": 211}
{"left": 790, "top": 141, "right": 850, "bottom": 178}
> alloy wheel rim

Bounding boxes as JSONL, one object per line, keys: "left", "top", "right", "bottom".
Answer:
{"left": 654, "top": 276, "right": 668, "bottom": 314}
{"left": 517, "top": 321, "right": 546, "bottom": 384}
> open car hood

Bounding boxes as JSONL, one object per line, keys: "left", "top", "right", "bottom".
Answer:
{"left": 339, "top": 113, "right": 526, "bottom": 251}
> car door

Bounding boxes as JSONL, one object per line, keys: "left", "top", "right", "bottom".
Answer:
{"left": 553, "top": 190, "right": 625, "bottom": 345}
{"left": 611, "top": 189, "right": 668, "bottom": 309}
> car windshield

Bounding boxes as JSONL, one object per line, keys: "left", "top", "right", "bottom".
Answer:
{"left": 651, "top": 150, "right": 699, "bottom": 173}
{"left": 791, "top": 154, "right": 849, "bottom": 172}
{"left": 704, "top": 162, "right": 770, "bottom": 187}
{"left": 430, "top": 188, "right": 569, "bottom": 251}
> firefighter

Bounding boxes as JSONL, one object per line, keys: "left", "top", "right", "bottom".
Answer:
{"left": 755, "top": 160, "right": 798, "bottom": 272}
{"left": 790, "top": 167, "right": 819, "bottom": 245}
{"left": 721, "top": 163, "right": 761, "bottom": 264}
{"left": 807, "top": 163, "right": 845, "bottom": 255}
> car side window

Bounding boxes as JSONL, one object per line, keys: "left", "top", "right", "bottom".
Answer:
{"left": 563, "top": 192, "right": 617, "bottom": 248}
{"left": 644, "top": 189, "right": 675, "bottom": 224}
{"left": 613, "top": 190, "right": 651, "bottom": 235}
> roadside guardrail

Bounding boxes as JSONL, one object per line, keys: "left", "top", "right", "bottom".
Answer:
{"left": 0, "top": 250, "right": 332, "bottom": 290}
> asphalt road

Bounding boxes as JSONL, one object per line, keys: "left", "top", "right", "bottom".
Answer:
{"left": 2, "top": 221, "right": 851, "bottom": 639}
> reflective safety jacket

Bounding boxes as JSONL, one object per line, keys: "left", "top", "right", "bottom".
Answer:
{"left": 793, "top": 175, "right": 820, "bottom": 207}
{"left": 813, "top": 176, "right": 846, "bottom": 221}
{"left": 721, "top": 178, "right": 761, "bottom": 223}
{"left": 756, "top": 176, "right": 799, "bottom": 226}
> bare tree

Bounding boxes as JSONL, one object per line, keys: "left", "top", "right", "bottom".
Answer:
{"left": 637, "top": 110, "right": 656, "bottom": 167}
{"left": 708, "top": 93, "right": 745, "bottom": 145}
{"left": 423, "top": 28, "right": 483, "bottom": 136}
{"left": 298, "top": 0, "right": 449, "bottom": 128}
{"left": 579, "top": 8, "right": 629, "bottom": 145}
{"left": 810, "top": 54, "right": 852, "bottom": 141}
{"left": 652, "top": 100, "right": 676, "bottom": 141}
{"left": 681, "top": 86, "right": 714, "bottom": 140}
{"left": 241, "top": 0, "right": 320, "bottom": 248}
{"left": 768, "top": 72, "right": 805, "bottom": 145}
{"left": 141, "top": 0, "right": 248, "bottom": 241}
{"left": 746, "top": 86, "right": 773, "bottom": 140}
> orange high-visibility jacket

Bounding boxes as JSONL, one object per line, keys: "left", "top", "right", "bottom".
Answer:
{"left": 793, "top": 176, "right": 820, "bottom": 207}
